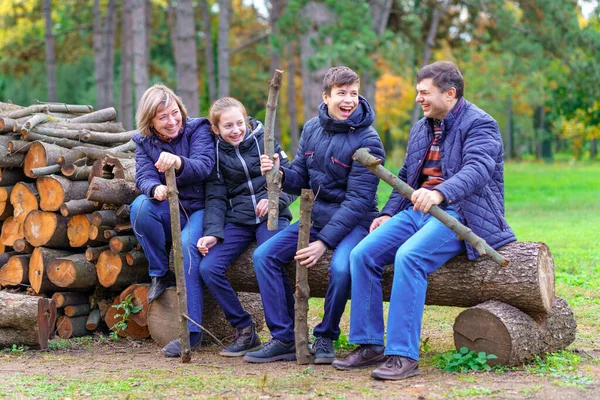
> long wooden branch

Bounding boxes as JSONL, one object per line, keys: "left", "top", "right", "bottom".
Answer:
{"left": 264, "top": 69, "right": 284, "bottom": 230}
{"left": 1, "top": 104, "right": 93, "bottom": 120}
{"left": 166, "top": 167, "right": 191, "bottom": 363}
{"left": 352, "top": 148, "right": 509, "bottom": 267}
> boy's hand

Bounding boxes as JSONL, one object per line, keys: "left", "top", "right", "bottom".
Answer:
{"left": 196, "top": 236, "right": 218, "bottom": 256}
{"left": 155, "top": 152, "right": 182, "bottom": 173}
{"left": 260, "top": 154, "right": 280, "bottom": 175}
{"left": 411, "top": 188, "right": 444, "bottom": 213}
{"left": 255, "top": 198, "right": 269, "bottom": 218}
{"left": 370, "top": 215, "right": 391, "bottom": 232}
{"left": 295, "top": 240, "right": 327, "bottom": 268}
{"left": 153, "top": 184, "right": 168, "bottom": 201}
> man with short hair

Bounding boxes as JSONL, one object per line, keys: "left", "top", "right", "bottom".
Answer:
{"left": 332, "top": 61, "right": 516, "bottom": 380}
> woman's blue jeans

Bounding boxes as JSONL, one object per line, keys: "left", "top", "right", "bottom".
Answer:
{"left": 130, "top": 194, "right": 204, "bottom": 333}
{"left": 253, "top": 222, "right": 369, "bottom": 343}
{"left": 348, "top": 206, "right": 465, "bottom": 360}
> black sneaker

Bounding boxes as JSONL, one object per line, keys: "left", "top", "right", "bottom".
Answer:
{"left": 313, "top": 337, "right": 335, "bottom": 365}
{"left": 161, "top": 333, "right": 202, "bottom": 358}
{"left": 219, "top": 322, "right": 262, "bottom": 357}
{"left": 243, "top": 338, "right": 296, "bottom": 363}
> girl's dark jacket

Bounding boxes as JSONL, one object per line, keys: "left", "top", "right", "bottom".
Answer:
{"left": 203, "top": 118, "right": 295, "bottom": 240}
{"left": 381, "top": 98, "right": 516, "bottom": 260}
{"left": 133, "top": 118, "right": 215, "bottom": 215}
{"left": 281, "top": 96, "right": 385, "bottom": 249}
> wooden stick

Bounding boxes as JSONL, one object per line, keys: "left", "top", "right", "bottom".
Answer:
{"left": 264, "top": 69, "right": 284, "bottom": 230}
{"left": 352, "top": 148, "right": 509, "bottom": 267}
{"left": 294, "top": 188, "right": 314, "bottom": 364}
{"left": 166, "top": 166, "right": 191, "bottom": 363}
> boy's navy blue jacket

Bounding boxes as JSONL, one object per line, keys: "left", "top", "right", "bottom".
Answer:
{"left": 281, "top": 95, "right": 385, "bottom": 249}
{"left": 203, "top": 118, "right": 295, "bottom": 240}
{"left": 381, "top": 98, "right": 516, "bottom": 260}
{"left": 133, "top": 117, "right": 215, "bottom": 215}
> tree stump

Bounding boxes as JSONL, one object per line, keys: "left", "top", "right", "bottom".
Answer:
{"left": 0, "top": 291, "right": 57, "bottom": 349}
{"left": 147, "top": 288, "right": 265, "bottom": 348}
{"left": 453, "top": 297, "right": 576, "bottom": 366}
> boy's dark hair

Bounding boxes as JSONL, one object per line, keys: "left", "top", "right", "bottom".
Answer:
{"left": 417, "top": 61, "right": 464, "bottom": 98}
{"left": 323, "top": 66, "right": 360, "bottom": 95}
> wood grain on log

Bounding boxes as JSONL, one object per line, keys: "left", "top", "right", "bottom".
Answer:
{"left": 85, "top": 245, "right": 110, "bottom": 262}
{"left": 0, "top": 217, "right": 23, "bottom": 247}
{"left": 86, "top": 177, "right": 140, "bottom": 205}
{"left": 64, "top": 304, "right": 92, "bottom": 317}
{"left": 29, "top": 247, "right": 73, "bottom": 293}
{"left": 37, "top": 175, "right": 89, "bottom": 211}
{"left": 104, "top": 297, "right": 149, "bottom": 339}
{"left": 24, "top": 210, "right": 70, "bottom": 248}
{"left": 86, "top": 309, "right": 101, "bottom": 330}
{"left": 96, "top": 250, "right": 149, "bottom": 288}
{"left": 48, "top": 254, "right": 98, "bottom": 290}
{"left": 67, "top": 214, "right": 95, "bottom": 247}
{"left": 119, "top": 283, "right": 150, "bottom": 327}
{"left": 23, "top": 142, "right": 66, "bottom": 178}
{"left": 295, "top": 189, "right": 313, "bottom": 364}
{"left": 56, "top": 315, "right": 90, "bottom": 339}
{"left": 0, "top": 291, "right": 57, "bottom": 349}
{"left": 453, "top": 297, "right": 576, "bottom": 366}
{"left": 0, "top": 254, "right": 30, "bottom": 288}
{"left": 10, "top": 182, "right": 39, "bottom": 224}
{"left": 12, "top": 239, "right": 34, "bottom": 253}
{"left": 60, "top": 199, "right": 102, "bottom": 217}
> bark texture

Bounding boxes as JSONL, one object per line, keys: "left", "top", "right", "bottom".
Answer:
{"left": 0, "top": 291, "right": 56, "bottom": 349}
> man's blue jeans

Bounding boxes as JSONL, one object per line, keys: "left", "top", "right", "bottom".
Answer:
{"left": 199, "top": 218, "right": 289, "bottom": 329}
{"left": 348, "top": 206, "right": 465, "bottom": 361}
{"left": 130, "top": 194, "right": 205, "bottom": 333}
{"left": 253, "top": 222, "right": 369, "bottom": 343}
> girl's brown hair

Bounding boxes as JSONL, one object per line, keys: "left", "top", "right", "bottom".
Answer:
{"left": 135, "top": 84, "right": 188, "bottom": 136}
{"left": 208, "top": 97, "right": 249, "bottom": 130}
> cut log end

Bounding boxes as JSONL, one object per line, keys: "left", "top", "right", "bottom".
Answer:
{"left": 37, "top": 176, "right": 65, "bottom": 211}
{"left": 23, "top": 210, "right": 58, "bottom": 247}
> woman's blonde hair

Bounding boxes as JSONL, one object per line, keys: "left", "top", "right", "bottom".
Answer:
{"left": 208, "top": 97, "right": 248, "bottom": 130}
{"left": 135, "top": 84, "right": 188, "bottom": 136}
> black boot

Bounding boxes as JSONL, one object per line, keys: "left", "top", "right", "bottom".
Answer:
{"left": 147, "top": 274, "right": 173, "bottom": 303}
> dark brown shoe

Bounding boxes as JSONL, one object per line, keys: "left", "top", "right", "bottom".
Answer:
{"left": 332, "top": 345, "right": 386, "bottom": 370}
{"left": 371, "top": 355, "right": 420, "bottom": 380}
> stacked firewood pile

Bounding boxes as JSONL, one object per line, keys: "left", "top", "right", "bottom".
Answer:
{"left": 0, "top": 101, "right": 150, "bottom": 348}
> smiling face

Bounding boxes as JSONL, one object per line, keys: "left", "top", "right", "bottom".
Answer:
{"left": 151, "top": 101, "right": 183, "bottom": 138}
{"left": 212, "top": 107, "right": 247, "bottom": 146}
{"left": 415, "top": 78, "right": 457, "bottom": 120}
{"left": 322, "top": 82, "right": 360, "bottom": 121}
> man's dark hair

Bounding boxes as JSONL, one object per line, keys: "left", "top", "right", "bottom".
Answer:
{"left": 323, "top": 66, "right": 360, "bottom": 96}
{"left": 417, "top": 61, "right": 464, "bottom": 98}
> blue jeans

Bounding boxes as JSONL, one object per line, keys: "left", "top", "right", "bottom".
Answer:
{"left": 199, "top": 218, "right": 289, "bottom": 329}
{"left": 253, "top": 222, "right": 369, "bottom": 343}
{"left": 348, "top": 207, "right": 465, "bottom": 360}
{"left": 130, "top": 194, "right": 205, "bottom": 333}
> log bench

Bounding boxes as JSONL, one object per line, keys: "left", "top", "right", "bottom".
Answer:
{"left": 148, "top": 240, "right": 576, "bottom": 365}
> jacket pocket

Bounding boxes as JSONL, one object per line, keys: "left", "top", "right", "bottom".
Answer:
{"left": 484, "top": 187, "right": 506, "bottom": 230}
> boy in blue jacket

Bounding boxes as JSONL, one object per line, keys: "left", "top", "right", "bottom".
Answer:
{"left": 245, "top": 66, "right": 385, "bottom": 364}
{"left": 332, "top": 61, "right": 516, "bottom": 380}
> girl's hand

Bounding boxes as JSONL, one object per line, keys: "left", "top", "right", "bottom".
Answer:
{"left": 196, "top": 236, "right": 218, "bottom": 256}
{"left": 260, "top": 154, "right": 280, "bottom": 175}
{"left": 256, "top": 199, "right": 269, "bottom": 218}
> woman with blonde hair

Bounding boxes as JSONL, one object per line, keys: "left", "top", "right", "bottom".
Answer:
{"left": 130, "top": 84, "right": 214, "bottom": 356}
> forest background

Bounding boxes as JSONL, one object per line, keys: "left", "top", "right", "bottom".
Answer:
{"left": 0, "top": 0, "right": 599, "bottom": 163}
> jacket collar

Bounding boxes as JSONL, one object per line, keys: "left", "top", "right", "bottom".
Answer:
{"left": 318, "top": 95, "right": 375, "bottom": 134}
{"left": 431, "top": 97, "right": 466, "bottom": 132}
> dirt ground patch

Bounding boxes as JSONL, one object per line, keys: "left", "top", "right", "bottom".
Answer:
{"left": 0, "top": 338, "right": 598, "bottom": 399}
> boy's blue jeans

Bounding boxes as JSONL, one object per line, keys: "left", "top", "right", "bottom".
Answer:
{"left": 253, "top": 221, "right": 369, "bottom": 343}
{"left": 348, "top": 206, "right": 465, "bottom": 361}
{"left": 199, "top": 218, "right": 289, "bottom": 329}
{"left": 130, "top": 194, "right": 204, "bottom": 333}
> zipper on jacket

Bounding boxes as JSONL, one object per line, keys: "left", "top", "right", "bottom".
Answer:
{"left": 408, "top": 135, "right": 435, "bottom": 188}
{"left": 234, "top": 146, "right": 260, "bottom": 224}
{"left": 331, "top": 156, "right": 351, "bottom": 168}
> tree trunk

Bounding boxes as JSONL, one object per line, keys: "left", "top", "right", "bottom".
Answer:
{"left": 109, "top": 235, "right": 138, "bottom": 253}
{"left": 147, "top": 288, "right": 265, "bottom": 346}
{"left": 200, "top": 0, "right": 216, "bottom": 104}
{"left": 286, "top": 42, "right": 300, "bottom": 157}
{"left": 94, "top": 0, "right": 117, "bottom": 110}
{"left": 23, "top": 210, "right": 70, "bottom": 248}
{"left": 64, "top": 304, "right": 92, "bottom": 318}
{"left": 96, "top": 250, "right": 149, "bottom": 288}
{"left": 299, "top": 2, "right": 332, "bottom": 121}
{"left": 37, "top": 175, "right": 89, "bottom": 212}
{"left": 217, "top": 0, "right": 231, "bottom": 97}
{"left": 60, "top": 199, "right": 102, "bottom": 217}
{"left": 105, "top": 296, "right": 150, "bottom": 339}
{"left": 171, "top": 0, "right": 200, "bottom": 116}
{"left": 29, "top": 247, "right": 73, "bottom": 293}
{"left": 132, "top": 0, "right": 150, "bottom": 108}
{"left": 224, "top": 241, "right": 554, "bottom": 316}
{"left": 453, "top": 297, "right": 576, "bottom": 366}
{"left": 0, "top": 254, "right": 29, "bottom": 288}
{"left": 87, "top": 177, "right": 140, "bottom": 205}
{"left": 0, "top": 291, "right": 56, "bottom": 349}
{"left": 52, "top": 292, "right": 89, "bottom": 308}
{"left": 56, "top": 315, "right": 91, "bottom": 339}
{"left": 120, "top": 0, "right": 134, "bottom": 131}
